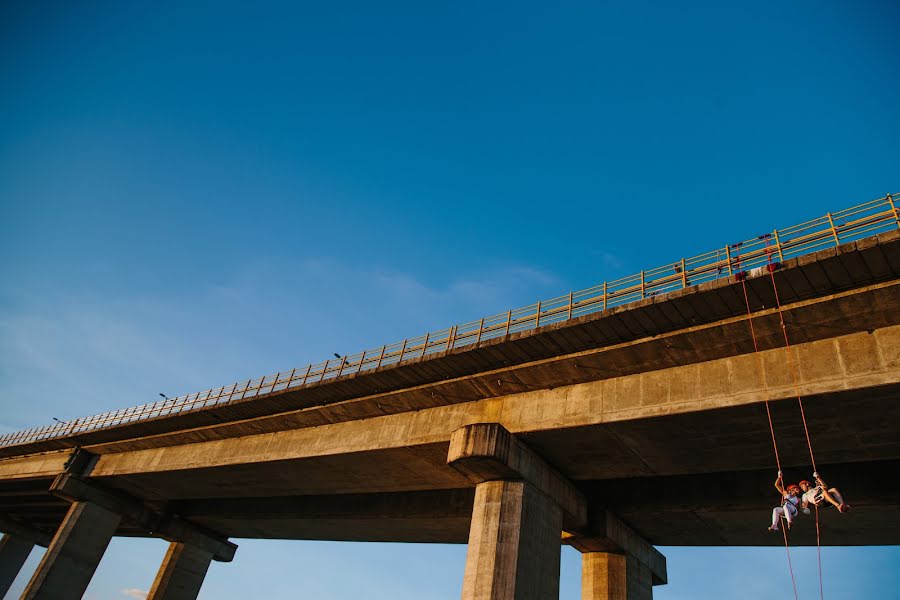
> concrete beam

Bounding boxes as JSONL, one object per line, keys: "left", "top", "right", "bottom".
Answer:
{"left": 148, "top": 541, "right": 214, "bottom": 600}
{"left": 86, "top": 323, "right": 900, "bottom": 485}
{"left": 564, "top": 511, "right": 667, "bottom": 586}
{"left": 50, "top": 474, "right": 236, "bottom": 562}
{"left": 21, "top": 500, "right": 121, "bottom": 600}
{"left": 448, "top": 423, "right": 587, "bottom": 530}
{"left": 0, "top": 534, "right": 35, "bottom": 598}
{"left": 0, "top": 515, "right": 52, "bottom": 547}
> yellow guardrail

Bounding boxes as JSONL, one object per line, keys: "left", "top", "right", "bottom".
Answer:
{"left": 2, "top": 192, "right": 898, "bottom": 448}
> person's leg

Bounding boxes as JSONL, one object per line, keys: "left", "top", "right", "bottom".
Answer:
{"left": 821, "top": 487, "right": 843, "bottom": 509}
{"left": 770, "top": 507, "right": 783, "bottom": 530}
{"left": 784, "top": 505, "right": 795, "bottom": 529}
{"left": 825, "top": 488, "right": 849, "bottom": 511}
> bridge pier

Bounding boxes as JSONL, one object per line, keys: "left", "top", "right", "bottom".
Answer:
{"left": 21, "top": 500, "right": 121, "bottom": 600}
{"left": 0, "top": 534, "right": 35, "bottom": 597}
{"left": 448, "top": 423, "right": 587, "bottom": 599}
{"left": 581, "top": 552, "right": 652, "bottom": 600}
{"left": 462, "top": 480, "right": 562, "bottom": 599}
{"left": 147, "top": 541, "right": 215, "bottom": 600}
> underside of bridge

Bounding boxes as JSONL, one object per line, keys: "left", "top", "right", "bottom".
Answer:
{"left": 1, "top": 230, "right": 899, "bottom": 598}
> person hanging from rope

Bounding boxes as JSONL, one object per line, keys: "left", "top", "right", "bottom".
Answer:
{"left": 799, "top": 472, "right": 850, "bottom": 513}
{"left": 769, "top": 471, "right": 801, "bottom": 532}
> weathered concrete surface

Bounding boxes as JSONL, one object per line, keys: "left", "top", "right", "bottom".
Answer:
{"left": 582, "top": 552, "right": 653, "bottom": 600}
{"left": 0, "top": 234, "right": 898, "bottom": 550}
{"left": 0, "top": 534, "right": 34, "bottom": 597}
{"left": 85, "top": 324, "right": 900, "bottom": 485}
{"left": 147, "top": 541, "right": 214, "bottom": 600}
{"left": 448, "top": 423, "right": 586, "bottom": 529}
{"left": 21, "top": 501, "right": 121, "bottom": 600}
{"left": 582, "top": 553, "right": 627, "bottom": 600}
{"left": 462, "top": 480, "right": 562, "bottom": 600}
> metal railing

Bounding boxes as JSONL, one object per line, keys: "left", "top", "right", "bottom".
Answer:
{"left": 2, "top": 192, "right": 897, "bottom": 449}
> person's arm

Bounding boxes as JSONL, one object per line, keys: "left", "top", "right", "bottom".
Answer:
{"left": 814, "top": 471, "right": 827, "bottom": 488}
{"left": 774, "top": 471, "right": 785, "bottom": 495}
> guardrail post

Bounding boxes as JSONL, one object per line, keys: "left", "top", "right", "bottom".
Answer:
{"left": 376, "top": 345, "right": 387, "bottom": 369}
{"left": 534, "top": 301, "right": 542, "bottom": 328}
{"left": 505, "top": 310, "right": 512, "bottom": 336}
{"left": 398, "top": 340, "right": 408, "bottom": 363}
{"left": 336, "top": 356, "right": 347, "bottom": 377}
{"left": 446, "top": 326, "right": 457, "bottom": 351}
{"left": 567, "top": 292, "right": 573, "bottom": 320}
{"left": 888, "top": 193, "right": 899, "bottom": 229}
{"left": 421, "top": 333, "right": 430, "bottom": 358}
{"left": 826, "top": 212, "right": 840, "bottom": 245}
{"left": 602, "top": 282, "right": 607, "bottom": 310}
{"left": 773, "top": 229, "right": 785, "bottom": 262}
{"left": 724, "top": 245, "right": 733, "bottom": 275}
{"left": 356, "top": 351, "right": 366, "bottom": 374}
{"left": 640, "top": 271, "right": 645, "bottom": 298}
{"left": 300, "top": 364, "right": 313, "bottom": 386}
{"left": 680, "top": 259, "right": 687, "bottom": 288}
{"left": 476, "top": 318, "right": 485, "bottom": 344}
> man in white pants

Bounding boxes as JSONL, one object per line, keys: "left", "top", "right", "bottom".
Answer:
{"left": 769, "top": 472, "right": 800, "bottom": 532}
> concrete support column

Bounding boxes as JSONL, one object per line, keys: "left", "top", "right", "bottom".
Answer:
{"left": 0, "top": 534, "right": 35, "bottom": 597}
{"left": 462, "top": 479, "right": 563, "bottom": 600}
{"left": 148, "top": 541, "right": 214, "bottom": 600}
{"left": 21, "top": 501, "right": 121, "bottom": 600}
{"left": 582, "top": 552, "right": 653, "bottom": 600}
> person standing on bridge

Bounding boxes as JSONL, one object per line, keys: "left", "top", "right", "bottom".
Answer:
{"left": 769, "top": 472, "right": 800, "bottom": 532}
{"left": 799, "top": 473, "right": 849, "bottom": 513}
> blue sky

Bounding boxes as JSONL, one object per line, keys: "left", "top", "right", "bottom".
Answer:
{"left": 1, "top": 1, "right": 899, "bottom": 598}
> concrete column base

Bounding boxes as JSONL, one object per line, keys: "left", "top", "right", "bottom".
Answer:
{"left": 0, "top": 534, "right": 35, "bottom": 597}
{"left": 582, "top": 552, "right": 653, "bottom": 600}
{"left": 462, "top": 479, "right": 563, "bottom": 600}
{"left": 148, "top": 541, "right": 214, "bottom": 600}
{"left": 21, "top": 501, "right": 121, "bottom": 600}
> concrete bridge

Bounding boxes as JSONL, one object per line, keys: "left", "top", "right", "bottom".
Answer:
{"left": 1, "top": 197, "right": 899, "bottom": 599}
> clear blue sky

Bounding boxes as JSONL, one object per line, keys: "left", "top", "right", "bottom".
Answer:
{"left": 1, "top": 1, "right": 899, "bottom": 598}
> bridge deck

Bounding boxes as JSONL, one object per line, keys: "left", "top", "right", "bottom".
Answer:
{"left": 1, "top": 230, "right": 898, "bottom": 548}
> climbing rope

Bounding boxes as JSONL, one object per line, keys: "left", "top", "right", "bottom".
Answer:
{"left": 733, "top": 243, "right": 799, "bottom": 600}
{"left": 761, "top": 238, "right": 825, "bottom": 600}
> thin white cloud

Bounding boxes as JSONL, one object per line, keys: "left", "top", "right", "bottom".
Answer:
{"left": 0, "top": 258, "right": 562, "bottom": 431}
{"left": 120, "top": 589, "right": 148, "bottom": 599}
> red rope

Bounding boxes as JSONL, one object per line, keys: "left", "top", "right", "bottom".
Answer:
{"left": 815, "top": 502, "right": 824, "bottom": 600}
{"left": 734, "top": 248, "right": 798, "bottom": 600}
{"left": 762, "top": 241, "right": 824, "bottom": 599}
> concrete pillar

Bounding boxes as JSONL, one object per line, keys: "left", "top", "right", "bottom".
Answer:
{"left": 147, "top": 541, "right": 214, "bottom": 600}
{"left": 21, "top": 501, "right": 121, "bottom": 600}
{"left": 582, "top": 552, "right": 653, "bottom": 600}
{"left": 0, "top": 534, "right": 35, "bottom": 597}
{"left": 461, "top": 479, "right": 563, "bottom": 600}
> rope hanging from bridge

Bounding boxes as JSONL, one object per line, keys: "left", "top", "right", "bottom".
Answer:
{"left": 761, "top": 238, "right": 826, "bottom": 600}
{"left": 734, "top": 243, "right": 799, "bottom": 600}
{"left": 734, "top": 236, "right": 825, "bottom": 600}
